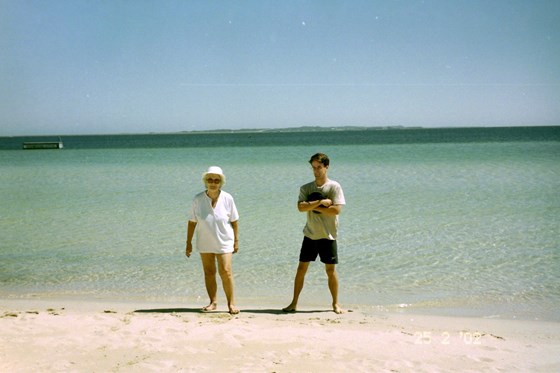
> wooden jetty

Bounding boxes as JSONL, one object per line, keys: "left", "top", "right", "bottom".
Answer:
{"left": 23, "top": 138, "right": 64, "bottom": 150}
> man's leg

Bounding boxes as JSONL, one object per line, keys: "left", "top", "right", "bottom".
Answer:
{"left": 325, "top": 264, "right": 343, "bottom": 314}
{"left": 200, "top": 253, "right": 218, "bottom": 311}
{"left": 283, "top": 261, "right": 310, "bottom": 312}
{"left": 216, "top": 253, "right": 239, "bottom": 314}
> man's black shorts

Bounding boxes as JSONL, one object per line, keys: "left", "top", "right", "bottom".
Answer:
{"left": 299, "top": 236, "right": 338, "bottom": 264}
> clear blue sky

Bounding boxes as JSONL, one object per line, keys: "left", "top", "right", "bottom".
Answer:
{"left": 1, "top": 0, "right": 559, "bottom": 136}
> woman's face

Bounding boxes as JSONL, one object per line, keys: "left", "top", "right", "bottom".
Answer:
{"left": 205, "top": 173, "right": 222, "bottom": 190}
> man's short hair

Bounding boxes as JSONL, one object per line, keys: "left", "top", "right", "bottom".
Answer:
{"left": 309, "top": 153, "right": 330, "bottom": 167}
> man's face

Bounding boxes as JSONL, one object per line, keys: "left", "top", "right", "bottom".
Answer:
{"left": 311, "top": 160, "right": 328, "bottom": 179}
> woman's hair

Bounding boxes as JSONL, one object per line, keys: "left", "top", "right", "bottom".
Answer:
{"left": 309, "top": 153, "right": 330, "bottom": 167}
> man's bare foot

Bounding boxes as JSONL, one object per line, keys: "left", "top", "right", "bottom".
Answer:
{"left": 228, "top": 306, "right": 239, "bottom": 315}
{"left": 333, "top": 303, "right": 344, "bottom": 314}
{"left": 201, "top": 302, "right": 217, "bottom": 312}
{"left": 282, "top": 304, "right": 297, "bottom": 313}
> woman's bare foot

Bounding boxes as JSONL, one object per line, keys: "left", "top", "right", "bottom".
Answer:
{"left": 201, "top": 302, "right": 217, "bottom": 312}
{"left": 228, "top": 305, "right": 239, "bottom": 315}
{"left": 333, "top": 303, "right": 344, "bottom": 314}
{"left": 282, "top": 304, "right": 297, "bottom": 313}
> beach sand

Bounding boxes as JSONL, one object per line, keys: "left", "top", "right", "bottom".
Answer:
{"left": 1, "top": 299, "right": 558, "bottom": 372}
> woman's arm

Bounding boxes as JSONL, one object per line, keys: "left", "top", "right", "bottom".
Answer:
{"left": 231, "top": 220, "right": 239, "bottom": 254}
{"left": 185, "top": 220, "right": 197, "bottom": 257}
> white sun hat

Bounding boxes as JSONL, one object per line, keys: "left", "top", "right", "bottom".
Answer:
{"left": 202, "top": 166, "right": 226, "bottom": 185}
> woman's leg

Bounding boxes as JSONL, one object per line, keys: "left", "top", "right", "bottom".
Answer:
{"left": 200, "top": 253, "right": 218, "bottom": 311}
{"left": 216, "top": 253, "right": 238, "bottom": 314}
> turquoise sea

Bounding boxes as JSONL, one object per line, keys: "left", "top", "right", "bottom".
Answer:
{"left": 1, "top": 127, "right": 559, "bottom": 321}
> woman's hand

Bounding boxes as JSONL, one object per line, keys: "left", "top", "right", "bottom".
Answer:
{"left": 185, "top": 241, "right": 193, "bottom": 257}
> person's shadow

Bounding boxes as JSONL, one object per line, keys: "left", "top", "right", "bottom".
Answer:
{"left": 133, "top": 308, "right": 331, "bottom": 315}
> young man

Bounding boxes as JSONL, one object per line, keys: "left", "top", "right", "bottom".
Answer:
{"left": 283, "top": 153, "right": 346, "bottom": 314}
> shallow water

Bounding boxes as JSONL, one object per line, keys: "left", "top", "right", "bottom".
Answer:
{"left": 1, "top": 132, "right": 559, "bottom": 320}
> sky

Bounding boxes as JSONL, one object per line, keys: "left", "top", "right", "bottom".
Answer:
{"left": 1, "top": 0, "right": 559, "bottom": 136}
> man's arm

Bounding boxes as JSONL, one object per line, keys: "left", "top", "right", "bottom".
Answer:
{"left": 298, "top": 199, "right": 342, "bottom": 215}
{"left": 314, "top": 204, "right": 342, "bottom": 216}
{"left": 298, "top": 200, "right": 324, "bottom": 212}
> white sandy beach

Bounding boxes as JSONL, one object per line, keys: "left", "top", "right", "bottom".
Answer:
{"left": 1, "top": 299, "right": 559, "bottom": 372}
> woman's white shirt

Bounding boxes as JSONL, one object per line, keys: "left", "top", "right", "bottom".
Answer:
{"left": 189, "top": 191, "right": 239, "bottom": 253}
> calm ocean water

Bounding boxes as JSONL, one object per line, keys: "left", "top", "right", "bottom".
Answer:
{"left": 1, "top": 127, "right": 559, "bottom": 321}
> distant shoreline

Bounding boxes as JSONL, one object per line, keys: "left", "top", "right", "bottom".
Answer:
{"left": 178, "top": 125, "right": 421, "bottom": 135}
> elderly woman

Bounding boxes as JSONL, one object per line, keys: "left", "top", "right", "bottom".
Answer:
{"left": 185, "top": 166, "right": 240, "bottom": 314}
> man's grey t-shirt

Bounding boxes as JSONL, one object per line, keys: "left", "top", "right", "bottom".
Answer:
{"left": 298, "top": 179, "right": 345, "bottom": 240}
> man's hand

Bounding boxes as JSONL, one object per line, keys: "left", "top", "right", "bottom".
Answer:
{"left": 185, "top": 242, "right": 193, "bottom": 257}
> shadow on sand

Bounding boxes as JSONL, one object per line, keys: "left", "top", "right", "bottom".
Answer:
{"left": 133, "top": 308, "right": 332, "bottom": 315}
